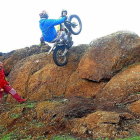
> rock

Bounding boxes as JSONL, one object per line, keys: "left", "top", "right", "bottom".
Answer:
{"left": 133, "top": 123, "right": 140, "bottom": 134}
{"left": 121, "top": 94, "right": 140, "bottom": 105}
{"left": 0, "top": 50, "right": 15, "bottom": 62}
{"left": 94, "top": 63, "right": 140, "bottom": 109}
{"left": 0, "top": 106, "right": 25, "bottom": 127}
{"left": 35, "top": 101, "right": 63, "bottom": 123}
{"left": 70, "top": 117, "right": 86, "bottom": 135}
{"left": 3, "top": 48, "right": 30, "bottom": 75}
{"left": 85, "top": 111, "right": 120, "bottom": 130}
{"left": 69, "top": 110, "right": 135, "bottom": 139}
{"left": 92, "top": 123, "right": 118, "bottom": 139}
{"left": 63, "top": 97, "right": 95, "bottom": 118}
{"left": 7, "top": 52, "right": 53, "bottom": 103}
{"left": 69, "top": 111, "right": 129, "bottom": 139}
{"left": 78, "top": 31, "right": 140, "bottom": 82}
{"left": 127, "top": 99, "right": 140, "bottom": 117}
{"left": 40, "top": 45, "right": 51, "bottom": 52}
{"left": 119, "top": 112, "right": 135, "bottom": 120}
{"left": 65, "top": 71, "right": 107, "bottom": 98}
{"left": 28, "top": 62, "right": 78, "bottom": 101}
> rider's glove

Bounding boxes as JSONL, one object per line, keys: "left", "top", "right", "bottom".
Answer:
{"left": 64, "top": 16, "right": 67, "bottom": 20}
{"left": 61, "top": 15, "right": 67, "bottom": 20}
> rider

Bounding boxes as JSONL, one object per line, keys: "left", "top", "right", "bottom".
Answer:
{"left": 39, "top": 10, "right": 71, "bottom": 45}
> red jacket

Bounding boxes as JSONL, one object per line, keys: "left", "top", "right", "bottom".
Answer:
{"left": 0, "top": 68, "right": 9, "bottom": 89}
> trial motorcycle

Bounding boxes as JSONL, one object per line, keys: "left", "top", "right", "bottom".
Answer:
{"left": 47, "top": 13, "right": 82, "bottom": 66}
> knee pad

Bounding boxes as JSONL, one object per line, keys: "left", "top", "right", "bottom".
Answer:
{"left": 9, "top": 88, "right": 16, "bottom": 96}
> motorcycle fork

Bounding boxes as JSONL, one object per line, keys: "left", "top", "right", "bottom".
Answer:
{"left": 48, "top": 44, "right": 56, "bottom": 55}
{"left": 62, "top": 48, "right": 68, "bottom": 56}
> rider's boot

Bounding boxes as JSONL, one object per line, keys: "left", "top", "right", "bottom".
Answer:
{"left": 66, "top": 32, "right": 73, "bottom": 48}
{"left": 69, "top": 41, "right": 73, "bottom": 47}
{"left": 66, "top": 36, "right": 73, "bottom": 48}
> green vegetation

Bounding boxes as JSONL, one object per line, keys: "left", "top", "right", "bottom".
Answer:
{"left": 4, "top": 94, "right": 8, "bottom": 98}
{"left": 130, "top": 91, "right": 140, "bottom": 95}
{"left": 116, "top": 136, "right": 140, "bottom": 140}
{"left": 0, "top": 125, "right": 4, "bottom": 133}
{"left": 122, "top": 62, "right": 140, "bottom": 71}
{"left": 5, "top": 77, "right": 8, "bottom": 81}
{"left": 0, "top": 131, "right": 21, "bottom": 140}
{"left": 37, "top": 122, "right": 45, "bottom": 128}
{"left": 51, "top": 135, "right": 77, "bottom": 140}
{"left": 25, "top": 135, "right": 32, "bottom": 140}
{"left": 15, "top": 101, "right": 36, "bottom": 108}
{"left": 26, "top": 102, "right": 36, "bottom": 108}
{"left": 8, "top": 108, "right": 23, "bottom": 119}
{"left": 9, "top": 113, "right": 21, "bottom": 119}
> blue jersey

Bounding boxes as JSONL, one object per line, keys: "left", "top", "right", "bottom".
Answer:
{"left": 39, "top": 17, "right": 66, "bottom": 42}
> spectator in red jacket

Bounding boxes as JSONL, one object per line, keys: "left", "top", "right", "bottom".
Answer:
{"left": 0, "top": 61, "right": 27, "bottom": 103}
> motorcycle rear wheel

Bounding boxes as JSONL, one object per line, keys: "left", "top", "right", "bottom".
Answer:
{"left": 68, "top": 15, "right": 82, "bottom": 35}
{"left": 53, "top": 46, "right": 69, "bottom": 66}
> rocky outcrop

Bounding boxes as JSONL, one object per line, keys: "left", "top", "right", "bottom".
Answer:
{"left": 78, "top": 31, "right": 140, "bottom": 82}
{"left": 2, "top": 31, "right": 140, "bottom": 139}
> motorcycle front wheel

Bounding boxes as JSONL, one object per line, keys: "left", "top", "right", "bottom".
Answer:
{"left": 68, "top": 15, "right": 82, "bottom": 35}
{"left": 53, "top": 46, "right": 69, "bottom": 66}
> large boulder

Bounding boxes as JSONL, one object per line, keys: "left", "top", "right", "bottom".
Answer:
{"left": 28, "top": 62, "right": 78, "bottom": 101}
{"left": 94, "top": 63, "right": 140, "bottom": 108}
{"left": 65, "top": 71, "right": 107, "bottom": 98}
{"left": 69, "top": 111, "right": 132, "bottom": 139}
{"left": 77, "top": 31, "right": 140, "bottom": 82}
{"left": 7, "top": 52, "right": 53, "bottom": 103}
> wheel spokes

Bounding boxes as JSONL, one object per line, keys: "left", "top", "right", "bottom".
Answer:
{"left": 56, "top": 50, "right": 66, "bottom": 63}
{"left": 71, "top": 18, "right": 80, "bottom": 33}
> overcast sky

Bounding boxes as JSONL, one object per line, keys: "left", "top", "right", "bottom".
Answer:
{"left": 0, "top": 0, "right": 140, "bottom": 53}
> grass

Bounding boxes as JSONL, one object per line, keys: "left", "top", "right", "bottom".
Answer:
{"left": 116, "top": 136, "right": 140, "bottom": 140}
{"left": 37, "top": 122, "right": 45, "bottom": 128}
{"left": 5, "top": 77, "right": 8, "bottom": 81}
{"left": 116, "top": 131, "right": 140, "bottom": 140}
{"left": 14, "top": 101, "right": 36, "bottom": 108}
{"left": 122, "top": 62, "right": 140, "bottom": 71}
{"left": 26, "top": 102, "right": 36, "bottom": 108}
{"left": 51, "top": 135, "right": 77, "bottom": 140}
{"left": 0, "top": 131, "right": 22, "bottom": 140}
{"left": 9, "top": 113, "right": 20, "bottom": 119}
{"left": 50, "top": 135, "right": 98, "bottom": 140}
{"left": 50, "top": 132, "right": 140, "bottom": 140}
{"left": 130, "top": 91, "right": 140, "bottom": 95}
